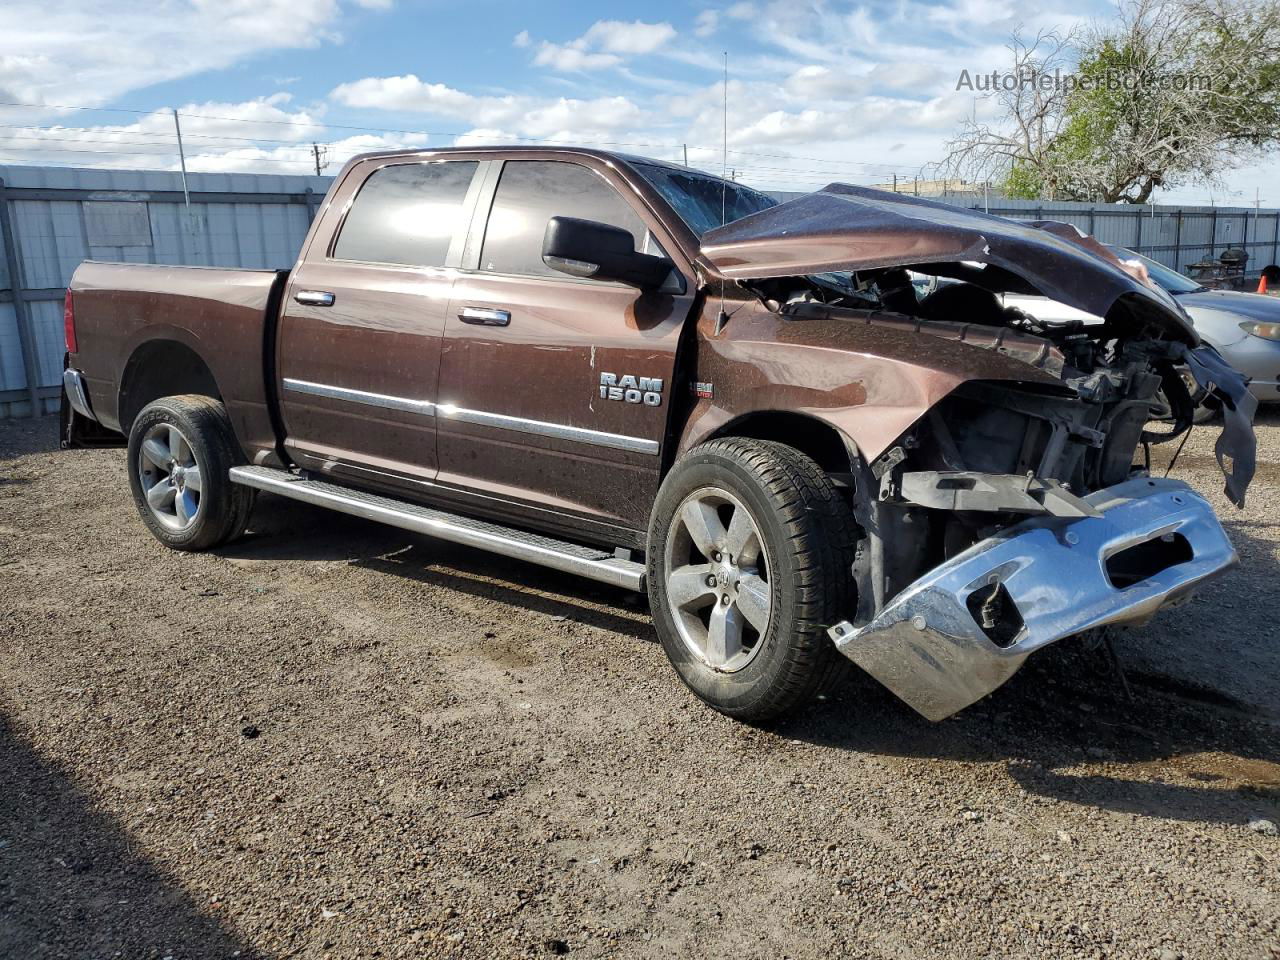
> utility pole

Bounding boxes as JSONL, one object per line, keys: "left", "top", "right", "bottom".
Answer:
{"left": 172, "top": 109, "right": 191, "bottom": 211}
{"left": 1255, "top": 188, "right": 1261, "bottom": 255}
{"left": 892, "top": 173, "right": 897, "bottom": 193}
{"left": 682, "top": 143, "right": 688, "bottom": 167}
{"left": 311, "top": 143, "right": 329, "bottom": 177}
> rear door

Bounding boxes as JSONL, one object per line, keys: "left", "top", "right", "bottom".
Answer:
{"left": 278, "top": 156, "right": 486, "bottom": 489}
{"left": 435, "top": 157, "right": 696, "bottom": 536}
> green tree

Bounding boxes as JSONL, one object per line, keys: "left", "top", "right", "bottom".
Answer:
{"left": 948, "top": 0, "right": 1280, "bottom": 203}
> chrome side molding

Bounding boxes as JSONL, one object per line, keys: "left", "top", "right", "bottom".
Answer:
{"left": 283, "top": 378, "right": 436, "bottom": 416}
{"left": 434, "top": 403, "right": 659, "bottom": 455}
{"left": 281, "top": 378, "right": 659, "bottom": 455}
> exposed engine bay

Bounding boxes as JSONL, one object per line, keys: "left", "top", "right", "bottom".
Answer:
{"left": 748, "top": 265, "right": 1257, "bottom": 605}
{"left": 747, "top": 267, "right": 1258, "bottom": 719}
{"left": 699, "top": 183, "right": 1259, "bottom": 720}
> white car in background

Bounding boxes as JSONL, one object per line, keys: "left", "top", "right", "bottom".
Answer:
{"left": 1002, "top": 248, "right": 1280, "bottom": 416}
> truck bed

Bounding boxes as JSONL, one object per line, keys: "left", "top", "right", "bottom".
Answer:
{"left": 68, "top": 261, "right": 289, "bottom": 462}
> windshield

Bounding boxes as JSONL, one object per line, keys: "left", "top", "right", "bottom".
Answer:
{"left": 1111, "top": 246, "right": 1205, "bottom": 294}
{"left": 630, "top": 162, "right": 777, "bottom": 236}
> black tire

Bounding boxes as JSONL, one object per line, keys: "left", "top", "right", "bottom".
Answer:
{"left": 126, "top": 395, "right": 255, "bottom": 551}
{"left": 646, "top": 437, "right": 859, "bottom": 722}
{"left": 1190, "top": 400, "right": 1220, "bottom": 424}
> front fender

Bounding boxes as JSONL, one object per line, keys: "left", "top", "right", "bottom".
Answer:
{"left": 676, "top": 300, "right": 1070, "bottom": 463}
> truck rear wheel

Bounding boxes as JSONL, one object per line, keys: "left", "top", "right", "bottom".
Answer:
{"left": 646, "top": 438, "right": 858, "bottom": 722}
{"left": 126, "top": 395, "right": 255, "bottom": 551}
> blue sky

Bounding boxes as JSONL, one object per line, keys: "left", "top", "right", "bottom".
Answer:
{"left": 0, "top": 0, "right": 1275, "bottom": 204}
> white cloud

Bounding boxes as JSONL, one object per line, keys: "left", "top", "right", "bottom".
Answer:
{"left": 331, "top": 75, "right": 474, "bottom": 113}
{"left": 785, "top": 65, "right": 868, "bottom": 100}
{"left": 330, "top": 75, "right": 646, "bottom": 140}
{"left": 926, "top": 0, "right": 1017, "bottom": 28}
{"left": 174, "top": 94, "right": 327, "bottom": 140}
{"left": 581, "top": 20, "right": 677, "bottom": 55}
{"left": 0, "top": 96, "right": 351, "bottom": 173}
{"left": 732, "top": 108, "right": 835, "bottom": 145}
{"left": 11, "top": 0, "right": 1259, "bottom": 205}
{"left": 185, "top": 132, "right": 425, "bottom": 174}
{"left": 867, "top": 61, "right": 949, "bottom": 93}
{"left": 0, "top": 0, "right": 348, "bottom": 109}
{"left": 523, "top": 19, "right": 677, "bottom": 73}
{"left": 453, "top": 128, "right": 518, "bottom": 147}
{"left": 532, "top": 43, "right": 622, "bottom": 72}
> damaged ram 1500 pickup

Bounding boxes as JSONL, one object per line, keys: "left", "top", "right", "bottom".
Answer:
{"left": 60, "top": 147, "right": 1257, "bottom": 722}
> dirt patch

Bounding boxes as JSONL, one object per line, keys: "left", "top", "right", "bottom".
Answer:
{"left": 2, "top": 413, "right": 1279, "bottom": 959}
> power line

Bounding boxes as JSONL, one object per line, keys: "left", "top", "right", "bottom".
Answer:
{"left": 0, "top": 98, "right": 933, "bottom": 171}
{"left": 0, "top": 131, "right": 919, "bottom": 181}
{"left": 0, "top": 123, "right": 334, "bottom": 147}
{"left": 0, "top": 98, "right": 938, "bottom": 190}
{"left": 0, "top": 144, "right": 319, "bottom": 166}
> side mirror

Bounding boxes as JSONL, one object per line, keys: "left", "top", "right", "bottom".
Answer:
{"left": 542, "top": 216, "right": 673, "bottom": 291}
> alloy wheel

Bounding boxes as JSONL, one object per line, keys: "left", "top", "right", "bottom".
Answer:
{"left": 137, "top": 423, "right": 203, "bottom": 531}
{"left": 663, "top": 487, "right": 772, "bottom": 672}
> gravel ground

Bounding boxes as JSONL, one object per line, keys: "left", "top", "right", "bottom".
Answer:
{"left": 1, "top": 413, "right": 1278, "bottom": 960}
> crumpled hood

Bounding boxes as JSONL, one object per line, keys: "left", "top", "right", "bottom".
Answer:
{"left": 700, "top": 184, "right": 1198, "bottom": 343}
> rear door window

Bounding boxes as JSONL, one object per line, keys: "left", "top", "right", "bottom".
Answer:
{"left": 479, "top": 160, "right": 647, "bottom": 278}
{"left": 333, "top": 160, "right": 479, "bottom": 267}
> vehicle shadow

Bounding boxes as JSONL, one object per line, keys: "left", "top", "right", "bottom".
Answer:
{"left": 783, "top": 640, "right": 1280, "bottom": 826}
{"left": 0, "top": 713, "right": 265, "bottom": 958}
{"left": 224, "top": 489, "right": 1280, "bottom": 829}
{"left": 216, "top": 494, "right": 656, "bottom": 644}
{"left": 770, "top": 517, "right": 1280, "bottom": 827}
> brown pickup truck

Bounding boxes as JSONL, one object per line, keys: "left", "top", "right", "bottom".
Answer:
{"left": 61, "top": 145, "right": 1257, "bottom": 723}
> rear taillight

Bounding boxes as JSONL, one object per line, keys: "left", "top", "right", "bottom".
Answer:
{"left": 63, "top": 289, "right": 77, "bottom": 354}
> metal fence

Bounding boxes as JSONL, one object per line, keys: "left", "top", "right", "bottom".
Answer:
{"left": 954, "top": 196, "right": 1280, "bottom": 277}
{"left": 0, "top": 164, "right": 332, "bottom": 419}
{"left": 767, "top": 190, "right": 1280, "bottom": 276}
{"left": 5, "top": 165, "right": 1279, "bottom": 419}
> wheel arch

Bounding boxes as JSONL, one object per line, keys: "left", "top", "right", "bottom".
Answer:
{"left": 118, "top": 339, "right": 222, "bottom": 433}
{"left": 683, "top": 409, "right": 861, "bottom": 477}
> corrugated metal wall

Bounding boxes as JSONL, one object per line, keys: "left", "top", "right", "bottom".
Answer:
{"left": 0, "top": 164, "right": 331, "bottom": 418}
{"left": 5, "top": 165, "right": 1279, "bottom": 419}
{"left": 766, "top": 191, "right": 1280, "bottom": 275}
{"left": 953, "top": 196, "right": 1280, "bottom": 275}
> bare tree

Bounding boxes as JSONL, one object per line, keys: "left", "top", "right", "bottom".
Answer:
{"left": 947, "top": 0, "right": 1280, "bottom": 202}
{"left": 946, "top": 29, "right": 1080, "bottom": 200}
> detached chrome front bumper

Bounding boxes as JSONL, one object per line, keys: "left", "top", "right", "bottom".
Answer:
{"left": 828, "top": 477, "right": 1237, "bottom": 721}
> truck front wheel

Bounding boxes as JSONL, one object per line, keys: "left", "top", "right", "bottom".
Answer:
{"left": 126, "top": 395, "right": 255, "bottom": 551}
{"left": 646, "top": 438, "right": 859, "bottom": 721}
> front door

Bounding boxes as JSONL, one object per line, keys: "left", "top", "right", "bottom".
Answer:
{"left": 436, "top": 158, "right": 695, "bottom": 535}
{"left": 278, "top": 157, "right": 485, "bottom": 489}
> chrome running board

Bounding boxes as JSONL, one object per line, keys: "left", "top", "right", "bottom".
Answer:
{"left": 229, "top": 465, "right": 645, "bottom": 591}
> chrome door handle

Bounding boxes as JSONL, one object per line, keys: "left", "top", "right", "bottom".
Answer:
{"left": 458, "top": 306, "right": 511, "bottom": 326}
{"left": 295, "top": 290, "right": 335, "bottom": 307}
